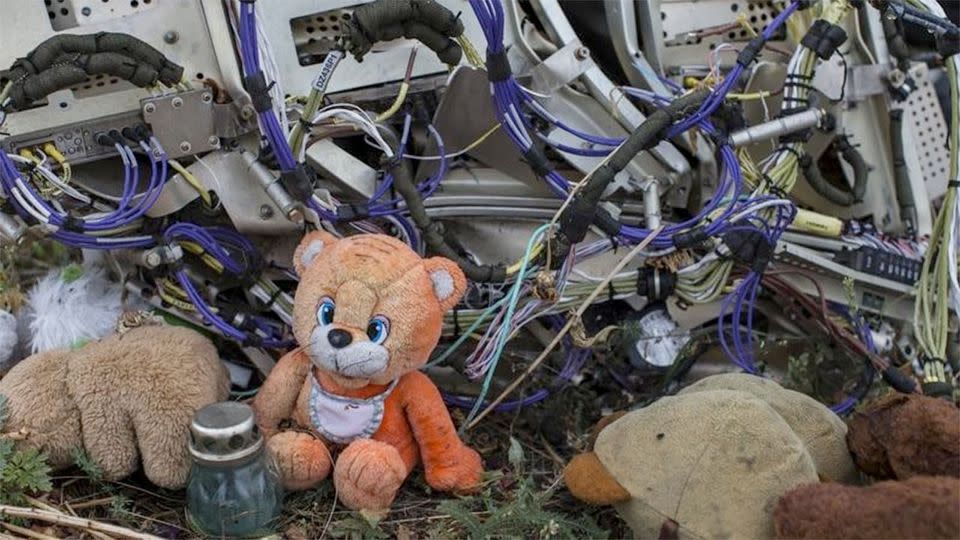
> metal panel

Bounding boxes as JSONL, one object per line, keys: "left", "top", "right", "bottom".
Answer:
{"left": 1, "top": 0, "right": 238, "bottom": 139}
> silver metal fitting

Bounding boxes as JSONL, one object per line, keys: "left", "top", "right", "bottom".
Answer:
{"left": 139, "top": 244, "right": 184, "bottom": 269}
{"left": 0, "top": 212, "right": 27, "bottom": 244}
{"left": 729, "top": 109, "right": 825, "bottom": 147}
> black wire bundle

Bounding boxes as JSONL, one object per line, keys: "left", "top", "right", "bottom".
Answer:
{"left": 3, "top": 32, "right": 184, "bottom": 111}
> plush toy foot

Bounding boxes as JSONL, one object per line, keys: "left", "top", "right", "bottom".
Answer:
{"left": 334, "top": 439, "right": 407, "bottom": 511}
{"left": 424, "top": 444, "right": 484, "bottom": 493}
{"left": 267, "top": 431, "right": 332, "bottom": 491}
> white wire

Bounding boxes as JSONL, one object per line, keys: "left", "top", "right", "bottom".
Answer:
{"left": 254, "top": 2, "right": 289, "bottom": 137}
{"left": 729, "top": 198, "right": 794, "bottom": 222}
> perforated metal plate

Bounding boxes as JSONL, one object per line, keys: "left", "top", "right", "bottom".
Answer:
{"left": 44, "top": 0, "right": 158, "bottom": 31}
{"left": 903, "top": 74, "right": 951, "bottom": 199}
{"left": 659, "top": 0, "right": 787, "bottom": 48}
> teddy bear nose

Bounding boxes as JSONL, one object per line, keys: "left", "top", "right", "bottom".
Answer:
{"left": 327, "top": 328, "right": 353, "bottom": 349}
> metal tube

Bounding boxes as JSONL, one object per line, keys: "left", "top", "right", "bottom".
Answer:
{"left": 642, "top": 178, "right": 662, "bottom": 230}
{"left": 730, "top": 109, "right": 824, "bottom": 147}
{"left": 241, "top": 151, "right": 303, "bottom": 223}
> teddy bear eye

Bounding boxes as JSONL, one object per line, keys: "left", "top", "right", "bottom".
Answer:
{"left": 366, "top": 316, "right": 390, "bottom": 344}
{"left": 317, "top": 298, "right": 335, "bottom": 326}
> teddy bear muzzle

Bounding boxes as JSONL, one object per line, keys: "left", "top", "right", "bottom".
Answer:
{"left": 309, "top": 324, "right": 389, "bottom": 378}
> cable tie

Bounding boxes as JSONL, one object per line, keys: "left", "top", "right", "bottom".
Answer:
{"left": 62, "top": 215, "right": 85, "bottom": 232}
{"left": 948, "top": 180, "right": 959, "bottom": 189}
{"left": 452, "top": 307, "right": 461, "bottom": 339}
{"left": 521, "top": 147, "right": 553, "bottom": 177}
{"left": 242, "top": 71, "right": 273, "bottom": 113}
{"left": 736, "top": 36, "right": 767, "bottom": 67}
{"left": 800, "top": 20, "right": 848, "bottom": 60}
{"left": 485, "top": 50, "right": 512, "bottom": 82}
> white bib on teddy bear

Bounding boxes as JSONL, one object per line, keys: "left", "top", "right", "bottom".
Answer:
{"left": 308, "top": 376, "right": 398, "bottom": 444}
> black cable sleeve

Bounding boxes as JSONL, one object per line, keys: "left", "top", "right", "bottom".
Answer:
{"left": 882, "top": 365, "right": 917, "bottom": 394}
{"left": 386, "top": 155, "right": 506, "bottom": 282}
{"left": 342, "top": 0, "right": 464, "bottom": 64}
{"left": 8, "top": 64, "right": 89, "bottom": 110}
{"left": 557, "top": 88, "right": 710, "bottom": 246}
{"left": 881, "top": 16, "right": 912, "bottom": 71}
{"left": 10, "top": 32, "right": 183, "bottom": 86}
{"left": 800, "top": 153, "right": 856, "bottom": 206}
{"left": 835, "top": 135, "right": 869, "bottom": 203}
{"left": 7, "top": 52, "right": 163, "bottom": 110}
{"left": 889, "top": 109, "right": 916, "bottom": 231}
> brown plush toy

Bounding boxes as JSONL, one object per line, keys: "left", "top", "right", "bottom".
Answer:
{"left": 774, "top": 476, "right": 960, "bottom": 539}
{"left": 252, "top": 232, "right": 483, "bottom": 512}
{"left": 772, "top": 393, "right": 960, "bottom": 539}
{"left": 564, "top": 373, "right": 853, "bottom": 539}
{"left": 845, "top": 393, "right": 960, "bottom": 480}
{"left": 0, "top": 325, "right": 230, "bottom": 489}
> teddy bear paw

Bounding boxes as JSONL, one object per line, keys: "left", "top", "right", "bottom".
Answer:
{"left": 334, "top": 439, "right": 407, "bottom": 511}
{"left": 426, "top": 445, "right": 484, "bottom": 493}
{"left": 266, "top": 431, "right": 332, "bottom": 491}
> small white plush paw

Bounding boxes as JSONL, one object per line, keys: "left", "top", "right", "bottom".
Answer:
{"left": 0, "top": 310, "right": 19, "bottom": 370}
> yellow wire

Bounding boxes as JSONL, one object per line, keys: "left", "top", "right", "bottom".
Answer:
{"left": 41, "top": 143, "right": 71, "bottom": 183}
{"left": 168, "top": 159, "right": 213, "bottom": 207}
{"left": 506, "top": 243, "right": 544, "bottom": 276}
{"left": 179, "top": 241, "right": 225, "bottom": 273}
{"left": 375, "top": 82, "right": 410, "bottom": 123}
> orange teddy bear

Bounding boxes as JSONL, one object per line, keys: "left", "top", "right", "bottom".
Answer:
{"left": 252, "top": 232, "right": 483, "bottom": 511}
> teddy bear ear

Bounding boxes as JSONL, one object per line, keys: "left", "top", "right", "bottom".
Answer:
{"left": 293, "top": 230, "right": 339, "bottom": 276}
{"left": 422, "top": 257, "right": 467, "bottom": 312}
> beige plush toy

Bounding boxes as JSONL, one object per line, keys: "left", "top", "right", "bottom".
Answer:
{"left": 564, "top": 373, "right": 852, "bottom": 539}
{"left": 0, "top": 325, "right": 229, "bottom": 489}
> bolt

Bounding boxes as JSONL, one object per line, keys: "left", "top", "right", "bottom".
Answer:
{"left": 143, "top": 102, "right": 156, "bottom": 115}
{"left": 179, "top": 141, "right": 192, "bottom": 153}
{"left": 163, "top": 31, "right": 179, "bottom": 44}
{"left": 201, "top": 92, "right": 212, "bottom": 103}
{"left": 240, "top": 105, "right": 256, "bottom": 120}
{"left": 171, "top": 97, "right": 184, "bottom": 108}
{"left": 81, "top": 6, "right": 91, "bottom": 16}
{"left": 259, "top": 204, "right": 274, "bottom": 220}
{"left": 575, "top": 47, "right": 590, "bottom": 60}
{"left": 145, "top": 252, "right": 161, "bottom": 268}
{"left": 287, "top": 208, "right": 305, "bottom": 224}
{"left": 207, "top": 135, "right": 220, "bottom": 147}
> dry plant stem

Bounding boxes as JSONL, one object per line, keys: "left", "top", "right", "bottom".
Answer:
{"left": 0, "top": 522, "right": 60, "bottom": 540}
{"left": 0, "top": 506, "right": 159, "bottom": 540}
{"left": 465, "top": 226, "right": 665, "bottom": 430}
{"left": 68, "top": 498, "right": 116, "bottom": 511}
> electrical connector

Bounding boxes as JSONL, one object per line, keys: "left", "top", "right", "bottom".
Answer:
{"left": 833, "top": 246, "right": 921, "bottom": 285}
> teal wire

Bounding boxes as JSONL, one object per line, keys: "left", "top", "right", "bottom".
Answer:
{"left": 427, "top": 293, "right": 512, "bottom": 367}
{"left": 462, "top": 223, "right": 551, "bottom": 431}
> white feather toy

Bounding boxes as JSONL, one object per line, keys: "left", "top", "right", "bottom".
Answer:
{"left": 23, "top": 265, "right": 124, "bottom": 353}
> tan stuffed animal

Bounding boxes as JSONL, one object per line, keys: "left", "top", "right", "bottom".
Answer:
{"left": 0, "top": 325, "right": 229, "bottom": 489}
{"left": 252, "top": 232, "right": 483, "bottom": 512}
{"left": 564, "top": 373, "right": 852, "bottom": 539}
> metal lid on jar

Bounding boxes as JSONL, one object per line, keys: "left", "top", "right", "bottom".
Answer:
{"left": 189, "top": 401, "right": 263, "bottom": 464}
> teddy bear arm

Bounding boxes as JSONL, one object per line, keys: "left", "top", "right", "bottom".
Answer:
{"left": 77, "top": 397, "right": 140, "bottom": 482}
{"left": 398, "top": 372, "right": 483, "bottom": 492}
{"left": 252, "top": 350, "right": 312, "bottom": 437}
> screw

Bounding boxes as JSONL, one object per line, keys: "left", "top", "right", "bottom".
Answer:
{"left": 81, "top": 6, "right": 92, "bottom": 16}
{"left": 179, "top": 141, "right": 192, "bottom": 153}
{"left": 575, "top": 47, "right": 590, "bottom": 60}
{"left": 259, "top": 204, "right": 274, "bottom": 219}
{"left": 163, "top": 31, "right": 179, "bottom": 44}
{"left": 143, "top": 102, "right": 156, "bottom": 114}
{"left": 171, "top": 97, "right": 184, "bottom": 108}
{"left": 240, "top": 105, "right": 256, "bottom": 120}
{"left": 207, "top": 135, "right": 220, "bottom": 147}
{"left": 287, "top": 208, "right": 305, "bottom": 224}
{"left": 201, "top": 92, "right": 212, "bottom": 103}
{"left": 145, "top": 252, "right": 161, "bottom": 268}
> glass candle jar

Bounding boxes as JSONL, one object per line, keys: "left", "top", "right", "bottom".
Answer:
{"left": 186, "top": 401, "right": 283, "bottom": 538}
